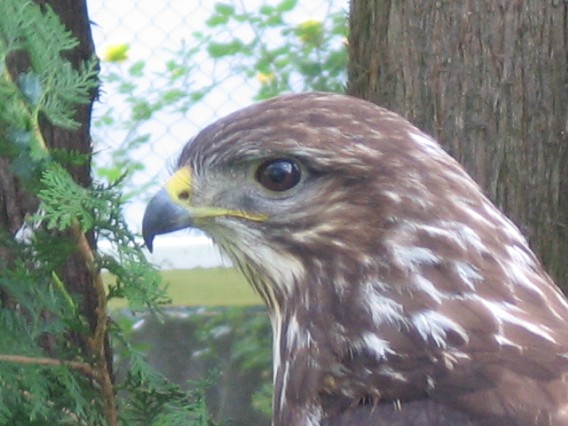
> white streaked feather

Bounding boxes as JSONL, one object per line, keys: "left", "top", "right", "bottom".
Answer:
{"left": 279, "top": 360, "right": 290, "bottom": 412}
{"left": 363, "top": 284, "right": 409, "bottom": 328}
{"left": 391, "top": 245, "right": 441, "bottom": 272}
{"left": 477, "top": 298, "right": 558, "bottom": 344}
{"left": 356, "top": 332, "right": 395, "bottom": 359}
{"left": 412, "top": 310, "right": 469, "bottom": 348}
{"left": 412, "top": 275, "right": 446, "bottom": 304}
{"left": 408, "top": 131, "right": 445, "bottom": 156}
{"left": 286, "top": 314, "right": 312, "bottom": 350}
{"left": 494, "top": 333, "right": 524, "bottom": 350}
{"left": 452, "top": 261, "right": 483, "bottom": 291}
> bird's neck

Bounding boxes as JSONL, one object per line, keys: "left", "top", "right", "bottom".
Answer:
{"left": 267, "top": 273, "right": 403, "bottom": 424}
{"left": 266, "top": 268, "right": 465, "bottom": 424}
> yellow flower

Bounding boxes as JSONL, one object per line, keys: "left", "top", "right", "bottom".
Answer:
{"left": 103, "top": 43, "right": 129, "bottom": 63}
{"left": 296, "top": 19, "right": 323, "bottom": 45}
{"left": 256, "top": 72, "right": 275, "bottom": 84}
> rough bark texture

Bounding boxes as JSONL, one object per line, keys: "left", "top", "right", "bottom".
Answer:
{"left": 37, "top": 0, "right": 100, "bottom": 352}
{"left": 0, "top": 0, "right": 105, "bottom": 363}
{"left": 347, "top": 0, "right": 568, "bottom": 289}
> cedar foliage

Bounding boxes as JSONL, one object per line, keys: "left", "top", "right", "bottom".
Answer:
{"left": 0, "top": 1, "right": 211, "bottom": 424}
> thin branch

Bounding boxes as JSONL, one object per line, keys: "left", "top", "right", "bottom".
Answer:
{"left": 0, "top": 354, "right": 95, "bottom": 378}
{"left": 70, "top": 221, "right": 117, "bottom": 426}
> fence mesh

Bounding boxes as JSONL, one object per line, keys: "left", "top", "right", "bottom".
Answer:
{"left": 88, "top": 0, "right": 348, "bottom": 231}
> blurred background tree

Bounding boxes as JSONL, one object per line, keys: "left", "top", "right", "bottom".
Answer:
{"left": 347, "top": 1, "right": 568, "bottom": 289}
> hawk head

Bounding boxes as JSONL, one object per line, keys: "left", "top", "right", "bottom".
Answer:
{"left": 143, "top": 93, "right": 568, "bottom": 425}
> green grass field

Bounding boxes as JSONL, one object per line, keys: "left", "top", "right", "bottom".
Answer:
{"left": 105, "top": 267, "right": 262, "bottom": 308}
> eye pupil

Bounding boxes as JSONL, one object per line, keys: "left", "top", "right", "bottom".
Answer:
{"left": 255, "top": 159, "right": 301, "bottom": 192}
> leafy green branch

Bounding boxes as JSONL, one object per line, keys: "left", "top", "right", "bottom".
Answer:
{"left": 0, "top": 1, "right": 211, "bottom": 424}
{"left": 0, "top": 3, "right": 116, "bottom": 422}
{"left": 199, "top": 0, "right": 348, "bottom": 99}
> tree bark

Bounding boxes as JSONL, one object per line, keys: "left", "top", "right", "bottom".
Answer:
{"left": 36, "top": 0, "right": 103, "bottom": 358}
{"left": 0, "top": 0, "right": 111, "bottom": 378}
{"left": 347, "top": 0, "right": 568, "bottom": 288}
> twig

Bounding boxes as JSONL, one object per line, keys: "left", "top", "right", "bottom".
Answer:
{"left": 0, "top": 354, "right": 95, "bottom": 378}
{"left": 70, "top": 222, "right": 117, "bottom": 426}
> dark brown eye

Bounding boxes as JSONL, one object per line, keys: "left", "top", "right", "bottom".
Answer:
{"left": 255, "top": 159, "right": 301, "bottom": 192}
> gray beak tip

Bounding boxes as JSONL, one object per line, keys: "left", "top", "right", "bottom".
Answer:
{"left": 143, "top": 233, "right": 155, "bottom": 253}
{"left": 142, "top": 189, "right": 193, "bottom": 253}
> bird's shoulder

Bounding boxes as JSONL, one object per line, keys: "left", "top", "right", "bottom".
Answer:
{"left": 315, "top": 344, "right": 568, "bottom": 425}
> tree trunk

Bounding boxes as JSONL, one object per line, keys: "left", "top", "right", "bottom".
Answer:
{"left": 347, "top": 0, "right": 568, "bottom": 288}
{"left": 37, "top": 0, "right": 103, "bottom": 358}
{"left": 0, "top": 0, "right": 110, "bottom": 374}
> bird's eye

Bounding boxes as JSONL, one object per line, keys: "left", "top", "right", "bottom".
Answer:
{"left": 255, "top": 159, "right": 301, "bottom": 192}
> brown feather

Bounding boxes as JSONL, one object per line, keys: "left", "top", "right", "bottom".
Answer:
{"left": 164, "top": 93, "right": 568, "bottom": 425}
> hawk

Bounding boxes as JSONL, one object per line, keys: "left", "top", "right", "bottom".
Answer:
{"left": 142, "top": 93, "right": 568, "bottom": 425}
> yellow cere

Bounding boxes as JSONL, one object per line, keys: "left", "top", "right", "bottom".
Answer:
{"left": 165, "top": 168, "right": 193, "bottom": 204}
{"left": 164, "top": 168, "right": 268, "bottom": 222}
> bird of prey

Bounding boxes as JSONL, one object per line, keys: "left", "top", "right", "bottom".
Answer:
{"left": 142, "top": 92, "right": 568, "bottom": 425}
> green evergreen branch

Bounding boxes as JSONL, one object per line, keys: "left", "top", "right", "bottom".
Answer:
{"left": 0, "top": 0, "right": 349, "bottom": 423}
{"left": 0, "top": 2, "right": 117, "bottom": 424}
{"left": 0, "top": 60, "right": 48, "bottom": 160}
{"left": 50, "top": 271, "right": 77, "bottom": 312}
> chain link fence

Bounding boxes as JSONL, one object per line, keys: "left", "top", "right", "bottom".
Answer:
{"left": 88, "top": 0, "right": 348, "bottom": 233}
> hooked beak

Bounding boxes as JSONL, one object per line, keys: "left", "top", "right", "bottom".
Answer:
{"left": 142, "top": 167, "right": 268, "bottom": 252}
{"left": 142, "top": 187, "right": 193, "bottom": 252}
{"left": 142, "top": 167, "right": 194, "bottom": 252}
